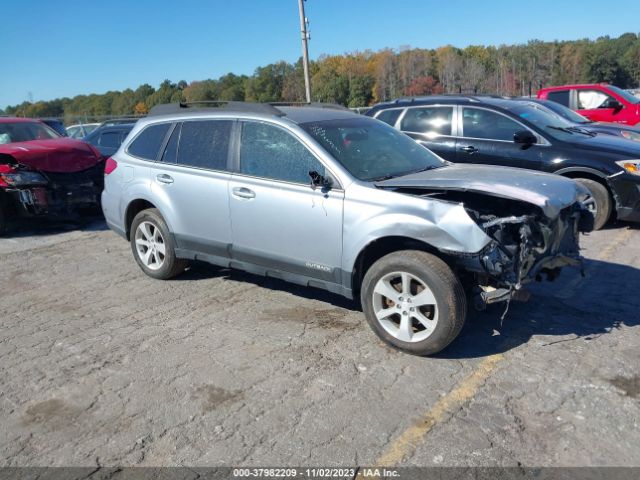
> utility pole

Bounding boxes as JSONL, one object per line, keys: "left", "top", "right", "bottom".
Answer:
{"left": 297, "top": 0, "right": 311, "bottom": 103}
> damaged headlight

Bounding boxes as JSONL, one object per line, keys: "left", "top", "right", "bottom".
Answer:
{"left": 620, "top": 131, "right": 640, "bottom": 142}
{"left": 0, "top": 172, "right": 49, "bottom": 186}
{"left": 615, "top": 159, "right": 640, "bottom": 176}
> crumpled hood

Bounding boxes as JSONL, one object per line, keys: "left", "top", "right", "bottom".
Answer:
{"left": 375, "top": 163, "right": 586, "bottom": 218}
{"left": 0, "top": 138, "right": 103, "bottom": 173}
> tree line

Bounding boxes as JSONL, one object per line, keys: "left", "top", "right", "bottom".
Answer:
{"left": 3, "top": 33, "right": 639, "bottom": 121}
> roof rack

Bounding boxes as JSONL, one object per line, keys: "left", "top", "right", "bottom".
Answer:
{"left": 148, "top": 101, "right": 285, "bottom": 117}
{"left": 269, "top": 102, "right": 350, "bottom": 111}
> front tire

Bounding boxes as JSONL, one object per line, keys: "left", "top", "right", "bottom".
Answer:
{"left": 576, "top": 178, "right": 611, "bottom": 230}
{"left": 130, "top": 208, "right": 187, "bottom": 279}
{"left": 361, "top": 250, "right": 467, "bottom": 356}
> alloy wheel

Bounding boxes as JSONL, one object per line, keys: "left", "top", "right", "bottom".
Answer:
{"left": 134, "top": 221, "right": 166, "bottom": 271}
{"left": 371, "top": 271, "right": 439, "bottom": 343}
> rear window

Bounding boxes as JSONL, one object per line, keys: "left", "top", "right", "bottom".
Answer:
{"left": 99, "top": 131, "right": 121, "bottom": 148}
{"left": 375, "top": 109, "right": 402, "bottom": 127}
{"left": 546, "top": 90, "right": 570, "bottom": 107}
{"left": 127, "top": 123, "right": 171, "bottom": 160}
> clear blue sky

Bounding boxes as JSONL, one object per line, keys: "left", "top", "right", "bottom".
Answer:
{"left": 2, "top": 0, "right": 639, "bottom": 108}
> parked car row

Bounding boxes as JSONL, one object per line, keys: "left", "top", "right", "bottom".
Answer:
{"left": 2, "top": 92, "right": 639, "bottom": 356}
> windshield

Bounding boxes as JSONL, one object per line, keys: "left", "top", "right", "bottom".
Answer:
{"left": 300, "top": 117, "right": 444, "bottom": 181}
{"left": 0, "top": 121, "right": 60, "bottom": 144}
{"left": 608, "top": 85, "right": 640, "bottom": 105}
{"left": 539, "top": 101, "right": 591, "bottom": 124}
{"left": 506, "top": 104, "right": 584, "bottom": 140}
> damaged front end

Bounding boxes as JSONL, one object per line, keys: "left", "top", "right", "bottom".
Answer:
{"left": 0, "top": 162, "right": 104, "bottom": 220}
{"left": 430, "top": 190, "right": 593, "bottom": 309}
{"left": 375, "top": 164, "right": 594, "bottom": 310}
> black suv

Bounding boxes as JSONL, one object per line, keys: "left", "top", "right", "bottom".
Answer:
{"left": 367, "top": 96, "right": 640, "bottom": 229}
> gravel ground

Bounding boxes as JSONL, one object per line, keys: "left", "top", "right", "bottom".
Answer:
{"left": 0, "top": 218, "right": 638, "bottom": 467}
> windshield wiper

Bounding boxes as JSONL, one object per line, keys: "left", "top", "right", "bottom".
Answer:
{"left": 369, "top": 165, "right": 437, "bottom": 182}
{"left": 547, "top": 125, "right": 574, "bottom": 134}
{"left": 369, "top": 173, "right": 398, "bottom": 182}
{"left": 566, "top": 126, "right": 596, "bottom": 136}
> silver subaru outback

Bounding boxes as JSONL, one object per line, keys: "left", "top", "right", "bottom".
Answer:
{"left": 102, "top": 102, "right": 591, "bottom": 356}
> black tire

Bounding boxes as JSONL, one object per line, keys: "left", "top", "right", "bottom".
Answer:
{"left": 575, "top": 178, "right": 611, "bottom": 230}
{"left": 360, "top": 250, "right": 467, "bottom": 356}
{"left": 130, "top": 208, "right": 187, "bottom": 280}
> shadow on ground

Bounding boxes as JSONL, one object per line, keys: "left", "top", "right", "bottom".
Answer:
{"left": 173, "top": 254, "right": 639, "bottom": 360}
{"left": 3, "top": 215, "right": 108, "bottom": 238}
{"left": 176, "top": 261, "right": 359, "bottom": 311}
{"left": 439, "top": 257, "right": 640, "bottom": 359}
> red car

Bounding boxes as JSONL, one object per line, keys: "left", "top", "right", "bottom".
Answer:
{"left": 0, "top": 117, "right": 105, "bottom": 233}
{"left": 538, "top": 84, "right": 640, "bottom": 126}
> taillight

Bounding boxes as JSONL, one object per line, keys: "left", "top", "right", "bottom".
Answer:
{"left": 104, "top": 157, "right": 118, "bottom": 175}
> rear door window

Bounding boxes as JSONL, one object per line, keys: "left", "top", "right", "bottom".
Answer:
{"left": 160, "top": 123, "right": 180, "bottom": 164}
{"left": 462, "top": 108, "right": 521, "bottom": 141}
{"left": 546, "top": 90, "right": 570, "bottom": 107}
{"left": 375, "top": 109, "right": 402, "bottom": 127}
{"left": 400, "top": 106, "right": 454, "bottom": 137}
{"left": 127, "top": 123, "right": 171, "bottom": 160}
{"left": 176, "top": 120, "right": 232, "bottom": 171}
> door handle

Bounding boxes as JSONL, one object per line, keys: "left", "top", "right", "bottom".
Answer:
{"left": 156, "top": 174, "right": 174, "bottom": 184}
{"left": 460, "top": 145, "right": 478, "bottom": 154}
{"left": 232, "top": 187, "right": 256, "bottom": 199}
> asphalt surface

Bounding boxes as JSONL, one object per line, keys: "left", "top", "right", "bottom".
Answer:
{"left": 0, "top": 217, "right": 639, "bottom": 467}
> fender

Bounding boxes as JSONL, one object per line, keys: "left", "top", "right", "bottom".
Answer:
{"left": 342, "top": 186, "right": 492, "bottom": 278}
{"left": 122, "top": 186, "right": 178, "bottom": 237}
{"left": 553, "top": 166, "right": 609, "bottom": 179}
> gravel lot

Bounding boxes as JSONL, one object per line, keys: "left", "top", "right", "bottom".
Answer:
{"left": 1, "top": 218, "right": 639, "bottom": 467}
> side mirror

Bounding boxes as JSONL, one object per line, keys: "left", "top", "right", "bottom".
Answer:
{"left": 609, "top": 100, "right": 624, "bottom": 111}
{"left": 308, "top": 170, "right": 333, "bottom": 190}
{"left": 514, "top": 130, "right": 537, "bottom": 145}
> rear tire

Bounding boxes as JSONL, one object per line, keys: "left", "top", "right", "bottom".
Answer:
{"left": 130, "top": 208, "right": 187, "bottom": 280}
{"left": 575, "top": 178, "right": 611, "bottom": 230}
{"left": 360, "top": 250, "right": 467, "bottom": 356}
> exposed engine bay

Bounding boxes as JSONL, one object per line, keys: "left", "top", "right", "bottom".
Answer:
{"left": 383, "top": 186, "right": 593, "bottom": 309}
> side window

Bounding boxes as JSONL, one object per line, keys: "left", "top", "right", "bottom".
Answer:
{"left": 160, "top": 123, "right": 180, "bottom": 164}
{"left": 375, "top": 109, "right": 402, "bottom": 127}
{"left": 546, "top": 90, "right": 570, "bottom": 107}
{"left": 577, "top": 90, "right": 614, "bottom": 110}
{"left": 462, "top": 108, "right": 521, "bottom": 142}
{"left": 177, "top": 120, "right": 232, "bottom": 170}
{"left": 127, "top": 123, "right": 171, "bottom": 160}
{"left": 400, "top": 107, "right": 454, "bottom": 137}
{"left": 240, "top": 122, "right": 325, "bottom": 184}
{"left": 99, "top": 131, "right": 120, "bottom": 148}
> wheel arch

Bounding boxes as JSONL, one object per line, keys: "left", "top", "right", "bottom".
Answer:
{"left": 554, "top": 166, "right": 614, "bottom": 197}
{"left": 124, "top": 198, "right": 158, "bottom": 240}
{"left": 351, "top": 236, "right": 448, "bottom": 297}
